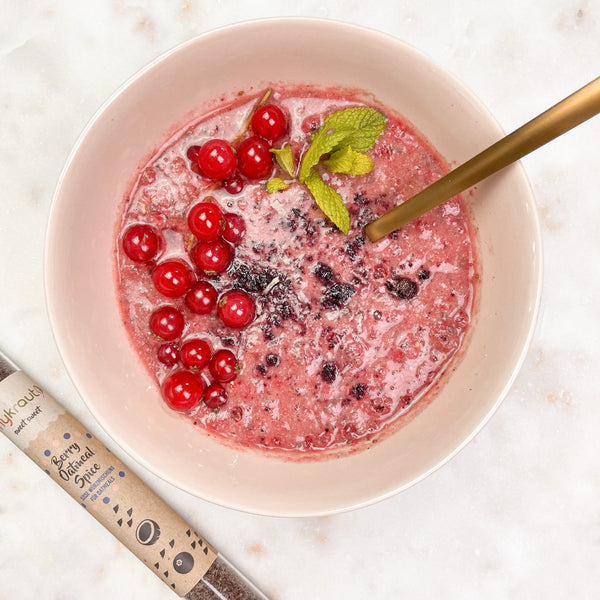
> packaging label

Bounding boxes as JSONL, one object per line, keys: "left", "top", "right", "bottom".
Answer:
{"left": 0, "top": 371, "right": 217, "bottom": 596}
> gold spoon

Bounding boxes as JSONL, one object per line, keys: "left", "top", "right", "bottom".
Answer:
{"left": 364, "top": 76, "right": 600, "bottom": 242}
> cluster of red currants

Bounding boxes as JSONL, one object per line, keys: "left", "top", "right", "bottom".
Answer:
{"left": 185, "top": 103, "right": 288, "bottom": 194}
{"left": 121, "top": 199, "right": 256, "bottom": 413}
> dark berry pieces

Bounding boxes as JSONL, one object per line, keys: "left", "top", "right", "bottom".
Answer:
{"left": 204, "top": 383, "right": 228, "bottom": 409}
{"left": 152, "top": 260, "right": 195, "bottom": 298}
{"left": 222, "top": 176, "right": 244, "bottom": 195}
{"left": 122, "top": 224, "right": 161, "bottom": 263}
{"left": 251, "top": 104, "right": 287, "bottom": 143}
{"left": 162, "top": 370, "right": 205, "bottom": 412}
{"left": 237, "top": 136, "right": 273, "bottom": 179}
{"left": 180, "top": 338, "right": 212, "bottom": 371}
{"left": 186, "top": 145, "right": 201, "bottom": 162}
{"left": 320, "top": 361, "right": 338, "bottom": 383}
{"left": 418, "top": 268, "right": 431, "bottom": 280}
{"left": 191, "top": 239, "right": 233, "bottom": 275}
{"left": 217, "top": 289, "right": 256, "bottom": 329}
{"left": 209, "top": 349, "right": 240, "bottom": 383}
{"left": 313, "top": 262, "right": 334, "bottom": 283}
{"left": 386, "top": 277, "right": 419, "bottom": 300}
{"left": 149, "top": 306, "right": 185, "bottom": 340}
{"left": 351, "top": 383, "right": 367, "bottom": 399}
{"left": 232, "top": 263, "right": 274, "bottom": 293}
{"left": 188, "top": 201, "right": 224, "bottom": 242}
{"left": 257, "top": 364, "right": 268, "bottom": 376}
{"left": 321, "top": 283, "right": 355, "bottom": 308}
{"left": 265, "top": 354, "right": 280, "bottom": 367}
{"left": 157, "top": 343, "right": 180, "bottom": 367}
{"left": 222, "top": 213, "right": 246, "bottom": 245}
{"left": 185, "top": 280, "right": 218, "bottom": 314}
{"left": 196, "top": 139, "right": 237, "bottom": 180}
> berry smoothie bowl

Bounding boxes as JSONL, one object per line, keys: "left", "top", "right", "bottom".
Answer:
{"left": 46, "top": 19, "right": 542, "bottom": 516}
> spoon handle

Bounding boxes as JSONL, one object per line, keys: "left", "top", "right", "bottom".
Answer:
{"left": 364, "top": 76, "right": 600, "bottom": 242}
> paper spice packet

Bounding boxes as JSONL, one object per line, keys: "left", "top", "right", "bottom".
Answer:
{"left": 0, "top": 349, "right": 268, "bottom": 600}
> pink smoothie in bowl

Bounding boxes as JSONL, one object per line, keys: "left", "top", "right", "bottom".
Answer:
{"left": 46, "top": 19, "right": 541, "bottom": 514}
{"left": 115, "top": 85, "right": 478, "bottom": 455}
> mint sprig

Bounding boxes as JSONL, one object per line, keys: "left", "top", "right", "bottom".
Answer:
{"left": 304, "top": 169, "right": 350, "bottom": 234}
{"left": 266, "top": 177, "right": 290, "bottom": 193}
{"left": 266, "top": 106, "right": 387, "bottom": 234}
{"left": 270, "top": 143, "right": 296, "bottom": 177}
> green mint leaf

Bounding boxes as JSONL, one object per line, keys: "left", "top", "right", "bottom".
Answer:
{"left": 266, "top": 177, "right": 290, "bottom": 193}
{"left": 299, "top": 126, "right": 354, "bottom": 183}
{"left": 322, "top": 147, "right": 374, "bottom": 175}
{"left": 270, "top": 143, "right": 296, "bottom": 177}
{"left": 323, "top": 106, "right": 387, "bottom": 154}
{"left": 304, "top": 170, "right": 350, "bottom": 234}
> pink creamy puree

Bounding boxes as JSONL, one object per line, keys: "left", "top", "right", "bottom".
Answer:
{"left": 116, "top": 86, "right": 477, "bottom": 453}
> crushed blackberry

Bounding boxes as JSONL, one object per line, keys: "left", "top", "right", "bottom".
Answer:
{"left": 256, "top": 364, "right": 268, "bottom": 376}
{"left": 353, "top": 191, "right": 366, "bottom": 204}
{"left": 291, "top": 207, "right": 304, "bottom": 219}
{"left": 320, "top": 361, "right": 338, "bottom": 383}
{"left": 265, "top": 354, "right": 280, "bottom": 367}
{"left": 221, "top": 336, "right": 237, "bottom": 347}
{"left": 313, "top": 262, "right": 335, "bottom": 283}
{"left": 232, "top": 262, "right": 278, "bottom": 293}
{"left": 304, "top": 223, "right": 317, "bottom": 236}
{"left": 418, "top": 268, "right": 431, "bottom": 280}
{"left": 275, "top": 300, "right": 295, "bottom": 321}
{"left": 385, "top": 276, "right": 419, "bottom": 300}
{"left": 322, "top": 283, "right": 355, "bottom": 308}
{"left": 261, "top": 325, "right": 274, "bottom": 341}
{"left": 351, "top": 383, "right": 367, "bottom": 399}
{"left": 344, "top": 240, "right": 358, "bottom": 260}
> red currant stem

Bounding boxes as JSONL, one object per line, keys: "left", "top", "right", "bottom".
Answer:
{"left": 232, "top": 88, "right": 273, "bottom": 146}
{"left": 186, "top": 234, "right": 196, "bottom": 253}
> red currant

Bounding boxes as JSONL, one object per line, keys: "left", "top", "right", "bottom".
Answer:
{"left": 237, "top": 136, "right": 273, "bottom": 180}
{"left": 152, "top": 260, "right": 195, "bottom": 298}
{"left": 222, "top": 176, "right": 244, "bottom": 195}
{"left": 162, "top": 370, "right": 205, "bottom": 412}
{"left": 157, "top": 342, "right": 180, "bottom": 367}
{"left": 186, "top": 145, "right": 201, "bottom": 162}
{"left": 187, "top": 201, "right": 224, "bottom": 242}
{"left": 217, "top": 289, "right": 256, "bottom": 329}
{"left": 149, "top": 306, "right": 185, "bottom": 340}
{"left": 190, "top": 239, "right": 233, "bottom": 275}
{"left": 196, "top": 139, "right": 237, "bottom": 180}
{"left": 121, "top": 224, "right": 161, "bottom": 262}
{"left": 180, "top": 338, "right": 212, "bottom": 371}
{"left": 185, "top": 280, "right": 218, "bottom": 314}
{"left": 222, "top": 213, "right": 246, "bottom": 246}
{"left": 251, "top": 104, "right": 287, "bottom": 143}
{"left": 209, "top": 349, "right": 240, "bottom": 383}
{"left": 203, "top": 383, "right": 228, "bottom": 409}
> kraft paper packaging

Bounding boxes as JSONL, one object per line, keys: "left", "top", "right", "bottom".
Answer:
{"left": 0, "top": 368, "right": 218, "bottom": 597}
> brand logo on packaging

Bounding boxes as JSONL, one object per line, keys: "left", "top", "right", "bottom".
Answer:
{"left": 0, "top": 385, "right": 43, "bottom": 431}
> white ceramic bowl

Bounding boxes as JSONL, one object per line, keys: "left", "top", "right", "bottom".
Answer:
{"left": 45, "top": 18, "right": 542, "bottom": 516}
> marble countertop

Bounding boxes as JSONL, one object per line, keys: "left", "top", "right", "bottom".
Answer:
{"left": 1, "top": 2, "right": 599, "bottom": 599}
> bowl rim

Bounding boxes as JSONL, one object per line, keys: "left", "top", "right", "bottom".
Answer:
{"left": 44, "top": 17, "right": 543, "bottom": 516}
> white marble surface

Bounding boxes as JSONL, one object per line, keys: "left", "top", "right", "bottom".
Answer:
{"left": 1, "top": 2, "right": 599, "bottom": 599}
